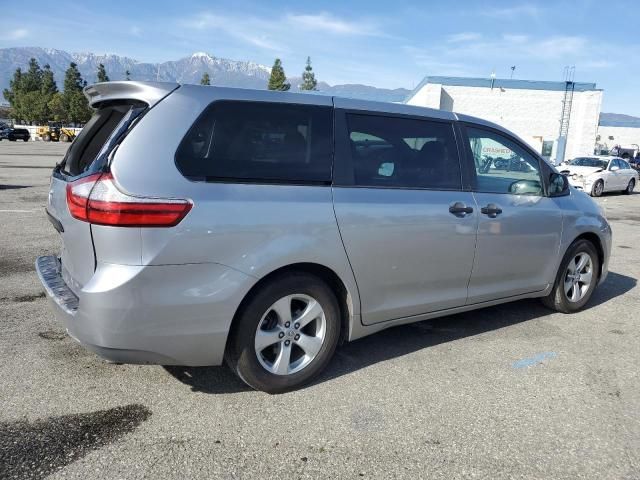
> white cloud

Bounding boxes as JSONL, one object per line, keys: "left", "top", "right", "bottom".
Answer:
{"left": 482, "top": 4, "right": 541, "bottom": 18}
{"left": 403, "top": 46, "right": 474, "bottom": 77}
{"left": 1, "top": 28, "right": 28, "bottom": 40}
{"left": 536, "top": 36, "right": 587, "bottom": 57}
{"left": 285, "top": 13, "right": 379, "bottom": 36}
{"left": 182, "top": 13, "right": 287, "bottom": 52}
{"left": 446, "top": 32, "right": 482, "bottom": 43}
{"left": 502, "top": 34, "right": 529, "bottom": 44}
{"left": 581, "top": 60, "right": 615, "bottom": 69}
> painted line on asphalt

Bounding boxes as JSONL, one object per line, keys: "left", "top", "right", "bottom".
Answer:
{"left": 512, "top": 352, "right": 557, "bottom": 369}
{"left": 0, "top": 209, "right": 37, "bottom": 213}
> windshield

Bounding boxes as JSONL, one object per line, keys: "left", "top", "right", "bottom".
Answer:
{"left": 568, "top": 157, "right": 608, "bottom": 169}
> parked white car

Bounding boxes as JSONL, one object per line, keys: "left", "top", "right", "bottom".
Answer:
{"left": 560, "top": 156, "right": 638, "bottom": 196}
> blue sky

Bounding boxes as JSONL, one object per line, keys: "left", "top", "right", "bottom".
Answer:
{"left": 1, "top": 0, "right": 639, "bottom": 115}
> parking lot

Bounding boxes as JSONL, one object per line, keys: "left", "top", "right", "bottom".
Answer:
{"left": 1, "top": 141, "right": 639, "bottom": 479}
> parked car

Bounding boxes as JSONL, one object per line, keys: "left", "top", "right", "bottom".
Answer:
{"left": 36, "top": 82, "right": 612, "bottom": 393}
{"left": 559, "top": 156, "right": 638, "bottom": 196}
{"left": 629, "top": 156, "right": 640, "bottom": 171}
{"left": 0, "top": 127, "right": 30, "bottom": 142}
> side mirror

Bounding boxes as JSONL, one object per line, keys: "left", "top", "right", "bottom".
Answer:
{"left": 549, "top": 172, "right": 569, "bottom": 196}
{"left": 509, "top": 179, "right": 543, "bottom": 195}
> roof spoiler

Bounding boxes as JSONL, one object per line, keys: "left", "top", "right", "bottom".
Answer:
{"left": 83, "top": 81, "right": 179, "bottom": 108}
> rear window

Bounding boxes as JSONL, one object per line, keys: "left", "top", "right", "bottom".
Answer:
{"left": 175, "top": 101, "right": 333, "bottom": 184}
{"left": 61, "top": 103, "right": 143, "bottom": 177}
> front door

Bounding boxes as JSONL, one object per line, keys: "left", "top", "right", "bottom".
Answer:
{"left": 332, "top": 109, "right": 477, "bottom": 325}
{"left": 462, "top": 125, "right": 563, "bottom": 304}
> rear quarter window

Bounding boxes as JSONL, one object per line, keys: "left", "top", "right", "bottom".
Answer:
{"left": 175, "top": 101, "right": 333, "bottom": 184}
{"left": 61, "top": 103, "right": 144, "bottom": 177}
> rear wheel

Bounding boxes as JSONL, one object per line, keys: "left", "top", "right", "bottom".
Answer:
{"left": 60, "top": 134, "right": 69, "bottom": 142}
{"left": 43, "top": 134, "right": 51, "bottom": 142}
{"left": 591, "top": 179, "right": 604, "bottom": 197}
{"left": 541, "top": 239, "right": 599, "bottom": 313}
{"left": 624, "top": 178, "right": 635, "bottom": 195}
{"left": 226, "top": 272, "right": 341, "bottom": 393}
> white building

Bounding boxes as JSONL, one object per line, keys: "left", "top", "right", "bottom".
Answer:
{"left": 596, "top": 116, "right": 640, "bottom": 156}
{"left": 405, "top": 76, "right": 603, "bottom": 164}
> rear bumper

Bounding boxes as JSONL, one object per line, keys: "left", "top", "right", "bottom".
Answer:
{"left": 35, "top": 255, "right": 254, "bottom": 366}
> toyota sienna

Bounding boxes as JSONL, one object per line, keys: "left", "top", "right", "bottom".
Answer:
{"left": 36, "top": 82, "right": 612, "bottom": 393}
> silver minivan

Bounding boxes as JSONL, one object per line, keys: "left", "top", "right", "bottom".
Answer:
{"left": 36, "top": 82, "right": 611, "bottom": 393}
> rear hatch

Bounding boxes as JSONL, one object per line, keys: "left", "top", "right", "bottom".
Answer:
{"left": 46, "top": 81, "right": 178, "bottom": 293}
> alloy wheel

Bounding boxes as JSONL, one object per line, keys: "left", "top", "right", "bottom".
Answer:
{"left": 564, "top": 252, "right": 593, "bottom": 303}
{"left": 594, "top": 181, "right": 603, "bottom": 196}
{"left": 254, "top": 294, "right": 327, "bottom": 375}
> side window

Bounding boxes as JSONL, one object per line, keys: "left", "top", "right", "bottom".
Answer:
{"left": 345, "top": 114, "right": 462, "bottom": 190}
{"left": 622, "top": 160, "right": 631, "bottom": 170}
{"left": 175, "top": 101, "right": 333, "bottom": 183}
{"left": 466, "top": 126, "right": 543, "bottom": 196}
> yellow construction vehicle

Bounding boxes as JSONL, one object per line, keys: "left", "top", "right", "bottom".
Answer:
{"left": 36, "top": 122, "right": 76, "bottom": 142}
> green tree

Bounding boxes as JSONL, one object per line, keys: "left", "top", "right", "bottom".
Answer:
{"left": 48, "top": 92, "right": 67, "bottom": 122}
{"left": 41, "top": 64, "right": 57, "bottom": 96}
{"left": 299, "top": 57, "right": 318, "bottom": 91}
{"left": 200, "top": 72, "right": 211, "bottom": 85}
{"left": 22, "top": 58, "right": 43, "bottom": 92}
{"left": 38, "top": 64, "right": 59, "bottom": 122}
{"left": 267, "top": 58, "right": 290, "bottom": 91}
{"left": 63, "top": 63, "right": 92, "bottom": 124}
{"left": 2, "top": 67, "right": 22, "bottom": 113}
{"left": 64, "top": 62, "right": 85, "bottom": 92}
{"left": 125, "top": 70, "right": 131, "bottom": 81}
{"left": 2, "top": 58, "right": 48, "bottom": 123}
{"left": 96, "top": 63, "right": 110, "bottom": 82}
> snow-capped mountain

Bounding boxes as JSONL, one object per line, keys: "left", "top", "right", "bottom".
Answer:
{"left": 0, "top": 47, "right": 410, "bottom": 103}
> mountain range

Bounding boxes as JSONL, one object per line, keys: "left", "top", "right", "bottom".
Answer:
{"left": 0, "top": 47, "right": 411, "bottom": 103}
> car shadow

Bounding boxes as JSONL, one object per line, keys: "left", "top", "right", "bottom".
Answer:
{"left": 164, "top": 271, "right": 636, "bottom": 394}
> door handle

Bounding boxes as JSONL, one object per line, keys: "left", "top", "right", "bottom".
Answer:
{"left": 480, "top": 203, "right": 503, "bottom": 218}
{"left": 449, "top": 201, "right": 474, "bottom": 217}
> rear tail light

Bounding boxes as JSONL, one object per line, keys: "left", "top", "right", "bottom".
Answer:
{"left": 66, "top": 173, "right": 192, "bottom": 227}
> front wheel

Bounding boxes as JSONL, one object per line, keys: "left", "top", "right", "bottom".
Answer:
{"left": 541, "top": 239, "right": 600, "bottom": 313}
{"left": 226, "top": 272, "right": 341, "bottom": 393}
{"left": 591, "top": 179, "right": 604, "bottom": 197}
{"left": 624, "top": 178, "right": 635, "bottom": 195}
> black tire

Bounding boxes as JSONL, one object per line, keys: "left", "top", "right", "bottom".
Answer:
{"left": 226, "top": 272, "right": 341, "bottom": 393}
{"left": 43, "top": 134, "right": 51, "bottom": 142}
{"left": 591, "top": 179, "right": 604, "bottom": 197}
{"left": 541, "top": 239, "right": 600, "bottom": 313}
{"left": 623, "top": 178, "right": 635, "bottom": 195}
